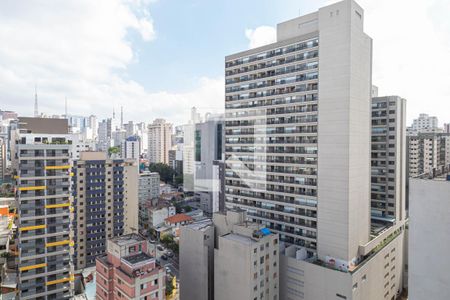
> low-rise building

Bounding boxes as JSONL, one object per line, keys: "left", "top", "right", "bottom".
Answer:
{"left": 95, "top": 234, "right": 166, "bottom": 300}
{"left": 180, "top": 209, "right": 279, "bottom": 300}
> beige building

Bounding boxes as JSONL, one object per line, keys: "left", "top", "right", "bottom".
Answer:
{"left": 180, "top": 210, "right": 279, "bottom": 300}
{"left": 147, "top": 119, "right": 172, "bottom": 164}
{"left": 72, "top": 151, "right": 138, "bottom": 271}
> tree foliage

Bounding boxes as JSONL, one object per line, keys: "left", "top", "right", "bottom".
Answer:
{"left": 149, "top": 163, "right": 175, "bottom": 183}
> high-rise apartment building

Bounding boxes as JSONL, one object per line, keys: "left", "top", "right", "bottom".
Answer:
{"left": 95, "top": 234, "right": 166, "bottom": 300}
{"left": 444, "top": 123, "right": 450, "bottom": 134}
{"left": 225, "top": 1, "right": 406, "bottom": 300}
{"left": 194, "top": 114, "right": 224, "bottom": 215}
{"left": 14, "top": 117, "right": 74, "bottom": 299}
{"left": 180, "top": 209, "right": 279, "bottom": 300}
{"left": 409, "top": 169, "right": 450, "bottom": 300}
{"left": 407, "top": 113, "right": 440, "bottom": 135}
{"left": 371, "top": 96, "right": 407, "bottom": 223}
{"left": 0, "top": 138, "right": 6, "bottom": 183}
{"left": 98, "top": 118, "right": 112, "bottom": 152}
{"left": 72, "top": 151, "right": 138, "bottom": 271}
{"left": 407, "top": 133, "right": 450, "bottom": 177}
{"left": 147, "top": 119, "right": 172, "bottom": 164}
{"left": 121, "top": 136, "right": 141, "bottom": 160}
{"left": 138, "top": 171, "right": 160, "bottom": 203}
{"left": 225, "top": 0, "right": 372, "bottom": 262}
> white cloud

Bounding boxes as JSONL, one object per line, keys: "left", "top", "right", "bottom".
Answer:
{"left": 0, "top": 0, "right": 223, "bottom": 125}
{"left": 245, "top": 26, "right": 276, "bottom": 49}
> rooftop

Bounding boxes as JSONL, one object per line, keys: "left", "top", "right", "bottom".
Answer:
{"left": 110, "top": 233, "right": 145, "bottom": 246}
{"left": 165, "top": 213, "right": 193, "bottom": 224}
{"left": 122, "top": 252, "right": 154, "bottom": 266}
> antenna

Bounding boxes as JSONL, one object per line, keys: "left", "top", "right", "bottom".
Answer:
{"left": 34, "top": 84, "right": 39, "bottom": 117}
{"left": 65, "top": 97, "right": 68, "bottom": 117}
{"left": 121, "top": 106, "right": 123, "bottom": 129}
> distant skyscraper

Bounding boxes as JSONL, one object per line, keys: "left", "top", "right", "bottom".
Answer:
{"left": 371, "top": 96, "right": 407, "bottom": 223}
{"left": 444, "top": 123, "right": 450, "bottom": 134}
{"left": 147, "top": 119, "right": 172, "bottom": 164}
{"left": 97, "top": 118, "right": 112, "bottom": 151}
{"left": 407, "top": 113, "right": 440, "bottom": 135}
{"left": 72, "top": 151, "right": 138, "bottom": 271}
{"left": 194, "top": 114, "right": 224, "bottom": 215}
{"left": 121, "top": 136, "right": 141, "bottom": 159}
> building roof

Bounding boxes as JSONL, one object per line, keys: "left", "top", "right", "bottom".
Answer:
{"left": 110, "top": 233, "right": 145, "bottom": 246}
{"left": 165, "top": 213, "right": 193, "bottom": 224}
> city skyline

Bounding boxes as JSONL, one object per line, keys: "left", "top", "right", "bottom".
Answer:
{"left": 0, "top": 0, "right": 449, "bottom": 125}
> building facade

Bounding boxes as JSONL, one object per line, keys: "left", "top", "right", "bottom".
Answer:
{"left": 371, "top": 96, "right": 407, "bottom": 223}
{"left": 72, "top": 151, "right": 138, "bottom": 271}
{"left": 409, "top": 171, "right": 450, "bottom": 300}
{"left": 194, "top": 114, "right": 224, "bottom": 215}
{"left": 407, "top": 113, "right": 439, "bottom": 135}
{"left": 180, "top": 210, "right": 279, "bottom": 300}
{"left": 407, "top": 133, "right": 450, "bottom": 177}
{"left": 147, "top": 119, "right": 172, "bottom": 164}
{"left": 225, "top": 0, "right": 372, "bottom": 263}
{"left": 14, "top": 117, "right": 74, "bottom": 299}
{"left": 121, "top": 136, "right": 141, "bottom": 160}
{"left": 96, "top": 234, "right": 166, "bottom": 300}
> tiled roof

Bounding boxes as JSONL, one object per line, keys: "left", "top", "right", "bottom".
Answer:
{"left": 165, "top": 213, "right": 193, "bottom": 224}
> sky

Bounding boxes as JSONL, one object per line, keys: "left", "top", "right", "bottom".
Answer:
{"left": 0, "top": 0, "right": 449, "bottom": 125}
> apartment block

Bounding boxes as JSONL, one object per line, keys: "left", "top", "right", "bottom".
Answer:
{"left": 180, "top": 209, "right": 279, "bottom": 300}
{"left": 407, "top": 133, "right": 450, "bottom": 177}
{"left": 96, "top": 234, "right": 166, "bottom": 300}
{"left": 147, "top": 119, "right": 172, "bottom": 164}
{"left": 0, "top": 138, "right": 6, "bottom": 183}
{"left": 72, "top": 151, "right": 138, "bottom": 271}
{"left": 121, "top": 136, "right": 141, "bottom": 160}
{"left": 14, "top": 117, "right": 74, "bottom": 299}
{"left": 139, "top": 171, "right": 160, "bottom": 203}
{"left": 225, "top": 0, "right": 372, "bottom": 265}
{"left": 407, "top": 113, "right": 440, "bottom": 135}
{"left": 409, "top": 169, "right": 450, "bottom": 300}
{"left": 371, "top": 96, "right": 407, "bottom": 223}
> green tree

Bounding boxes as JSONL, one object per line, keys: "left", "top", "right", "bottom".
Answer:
{"left": 108, "top": 146, "right": 120, "bottom": 156}
{"left": 148, "top": 163, "right": 175, "bottom": 183}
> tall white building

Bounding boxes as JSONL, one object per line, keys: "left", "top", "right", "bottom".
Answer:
{"left": 225, "top": 1, "right": 406, "bottom": 299}
{"left": 97, "top": 118, "right": 112, "bottom": 151}
{"left": 121, "top": 136, "right": 141, "bottom": 160}
{"left": 407, "top": 113, "right": 440, "bottom": 135}
{"left": 147, "top": 119, "right": 172, "bottom": 164}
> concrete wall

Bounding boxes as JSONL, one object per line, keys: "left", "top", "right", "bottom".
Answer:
{"left": 409, "top": 178, "right": 450, "bottom": 300}
{"left": 180, "top": 225, "right": 214, "bottom": 300}
{"left": 281, "top": 231, "right": 405, "bottom": 300}
{"left": 316, "top": 0, "right": 372, "bottom": 263}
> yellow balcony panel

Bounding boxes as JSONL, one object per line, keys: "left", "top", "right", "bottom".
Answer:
{"left": 46, "top": 276, "right": 73, "bottom": 286}
{"left": 44, "top": 165, "right": 70, "bottom": 170}
{"left": 19, "top": 263, "right": 47, "bottom": 272}
{"left": 45, "top": 240, "right": 70, "bottom": 247}
{"left": 20, "top": 224, "right": 46, "bottom": 232}
{"left": 45, "top": 203, "right": 70, "bottom": 209}
{"left": 18, "top": 186, "right": 46, "bottom": 191}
